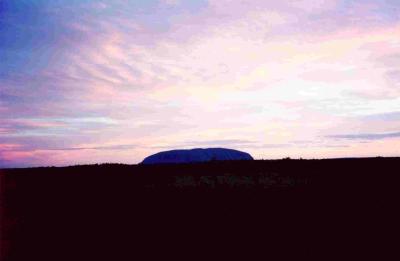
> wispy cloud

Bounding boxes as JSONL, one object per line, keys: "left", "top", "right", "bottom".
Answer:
{"left": 151, "top": 139, "right": 257, "bottom": 149}
{"left": 1, "top": 144, "right": 137, "bottom": 152}
{"left": 362, "top": 111, "right": 400, "bottom": 121}
{"left": 327, "top": 132, "right": 400, "bottom": 140}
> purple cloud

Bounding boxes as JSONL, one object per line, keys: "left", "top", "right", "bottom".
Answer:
{"left": 327, "top": 132, "right": 400, "bottom": 140}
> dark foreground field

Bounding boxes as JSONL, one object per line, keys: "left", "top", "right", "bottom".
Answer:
{"left": 1, "top": 158, "right": 399, "bottom": 260}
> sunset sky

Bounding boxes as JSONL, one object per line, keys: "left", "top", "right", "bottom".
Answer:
{"left": 1, "top": 0, "right": 400, "bottom": 167}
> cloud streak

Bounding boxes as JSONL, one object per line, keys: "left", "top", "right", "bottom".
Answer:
{"left": 327, "top": 132, "right": 400, "bottom": 140}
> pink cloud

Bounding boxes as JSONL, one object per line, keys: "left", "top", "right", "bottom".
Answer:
{"left": 0, "top": 144, "right": 23, "bottom": 151}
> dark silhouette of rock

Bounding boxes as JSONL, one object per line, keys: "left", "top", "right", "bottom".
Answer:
{"left": 141, "top": 148, "right": 254, "bottom": 164}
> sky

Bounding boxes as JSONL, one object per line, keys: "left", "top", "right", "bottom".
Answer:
{"left": 1, "top": 0, "right": 400, "bottom": 167}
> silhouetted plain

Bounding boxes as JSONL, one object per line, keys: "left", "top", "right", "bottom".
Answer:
{"left": 1, "top": 158, "right": 398, "bottom": 260}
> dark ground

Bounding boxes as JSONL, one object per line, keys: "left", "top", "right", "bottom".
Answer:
{"left": 1, "top": 158, "right": 398, "bottom": 260}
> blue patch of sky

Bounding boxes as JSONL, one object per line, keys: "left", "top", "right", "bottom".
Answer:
{"left": 178, "top": 0, "right": 208, "bottom": 13}
{"left": 0, "top": 0, "right": 208, "bottom": 76}
{"left": 345, "top": 0, "right": 399, "bottom": 23}
{"left": 0, "top": 1, "right": 69, "bottom": 75}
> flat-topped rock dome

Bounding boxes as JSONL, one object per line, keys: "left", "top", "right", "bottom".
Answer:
{"left": 141, "top": 148, "right": 253, "bottom": 165}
